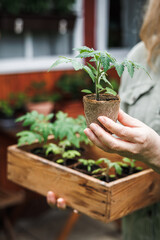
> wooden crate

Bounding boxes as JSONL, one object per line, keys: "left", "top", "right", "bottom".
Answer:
{"left": 7, "top": 143, "right": 160, "bottom": 223}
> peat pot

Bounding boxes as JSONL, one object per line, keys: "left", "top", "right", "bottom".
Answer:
{"left": 83, "top": 94, "right": 120, "bottom": 128}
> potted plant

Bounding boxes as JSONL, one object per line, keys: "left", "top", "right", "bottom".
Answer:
{"left": 0, "top": 92, "right": 27, "bottom": 128}
{"left": 49, "top": 46, "right": 149, "bottom": 129}
{"left": 25, "top": 80, "right": 61, "bottom": 115}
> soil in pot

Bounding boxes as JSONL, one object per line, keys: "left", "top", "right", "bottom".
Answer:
{"left": 74, "top": 163, "right": 100, "bottom": 176}
{"left": 30, "top": 147, "right": 78, "bottom": 167}
{"left": 31, "top": 147, "right": 56, "bottom": 161}
{"left": 117, "top": 166, "right": 143, "bottom": 178}
{"left": 93, "top": 174, "right": 117, "bottom": 183}
{"left": 56, "top": 158, "right": 78, "bottom": 167}
{"left": 83, "top": 93, "right": 120, "bottom": 130}
{"left": 65, "top": 146, "right": 85, "bottom": 155}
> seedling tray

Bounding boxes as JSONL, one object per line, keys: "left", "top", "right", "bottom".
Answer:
{"left": 7, "top": 143, "right": 160, "bottom": 223}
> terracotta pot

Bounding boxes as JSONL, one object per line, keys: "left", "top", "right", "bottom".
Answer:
{"left": 26, "top": 101, "right": 54, "bottom": 115}
{"left": 83, "top": 94, "right": 120, "bottom": 129}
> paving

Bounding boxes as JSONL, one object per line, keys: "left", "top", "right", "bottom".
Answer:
{"left": 0, "top": 208, "right": 122, "bottom": 240}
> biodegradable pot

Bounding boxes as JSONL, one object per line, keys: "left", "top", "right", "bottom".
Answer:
{"left": 83, "top": 94, "right": 120, "bottom": 128}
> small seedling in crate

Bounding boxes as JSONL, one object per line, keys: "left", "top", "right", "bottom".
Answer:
{"left": 92, "top": 158, "right": 122, "bottom": 182}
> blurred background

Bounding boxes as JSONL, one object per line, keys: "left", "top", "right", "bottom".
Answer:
{"left": 0, "top": 0, "right": 146, "bottom": 239}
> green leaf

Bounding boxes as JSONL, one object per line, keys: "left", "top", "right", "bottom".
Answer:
{"left": 83, "top": 65, "right": 95, "bottom": 82}
{"left": 96, "top": 83, "right": 103, "bottom": 89}
{"left": 87, "top": 63, "right": 97, "bottom": 75}
{"left": 62, "top": 150, "right": 81, "bottom": 159}
{"left": 48, "top": 57, "right": 73, "bottom": 71}
{"left": 59, "top": 139, "right": 71, "bottom": 148}
{"left": 56, "top": 159, "right": 64, "bottom": 164}
{"left": 136, "top": 166, "right": 143, "bottom": 171}
{"left": 122, "top": 157, "right": 131, "bottom": 163}
{"left": 44, "top": 143, "right": 61, "bottom": 155}
{"left": 42, "top": 125, "right": 50, "bottom": 143}
{"left": 71, "top": 60, "right": 84, "bottom": 71}
{"left": 92, "top": 168, "right": 102, "bottom": 174}
{"left": 133, "top": 62, "right": 151, "bottom": 79}
{"left": 15, "top": 115, "right": 26, "bottom": 123}
{"left": 109, "top": 174, "right": 116, "bottom": 178}
{"left": 89, "top": 58, "right": 96, "bottom": 62}
{"left": 118, "top": 162, "right": 128, "bottom": 168}
{"left": 100, "top": 73, "right": 113, "bottom": 89}
{"left": 104, "top": 87, "right": 117, "bottom": 96}
{"left": 75, "top": 52, "right": 95, "bottom": 58}
{"left": 130, "top": 159, "right": 136, "bottom": 168}
{"left": 56, "top": 111, "right": 68, "bottom": 120}
{"left": 81, "top": 89, "right": 93, "bottom": 94}
{"left": 95, "top": 159, "right": 103, "bottom": 165}
{"left": 114, "top": 62, "right": 125, "bottom": 77}
{"left": 73, "top": 46, "right": 94, "bottom": 53}
{"left": 124, "top": 60, "right": 135, "bottom": 78}
{"left": 99, "top": 53, "right": 112, "bottom": 72}
{"left": 16, "top": 131, "right": 43, "bottom": 146}
{"left": 45, "top": 113, "right": 54, "bottom": 121}
{"left": 78, "top": 158, "right": 87, "bottom": 164}
{"left": 114, "top": 164, "right": 122, "bottom": 175}
{"left": 99, "top": 158, "right": 111, "bottom": 164}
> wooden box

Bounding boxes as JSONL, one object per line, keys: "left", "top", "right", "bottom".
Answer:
{"left": 7, "top": 143, "right": 160, "bottom": 223}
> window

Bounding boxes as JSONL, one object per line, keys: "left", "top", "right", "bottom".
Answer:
{"left": 109, "top": 0, "right": 146, "bottom": 48}
{"left": 0, "top": 0, "right": 84, "bottom": 73}
{"left": 96, "top": 0, "right": 146, "bottom": 60}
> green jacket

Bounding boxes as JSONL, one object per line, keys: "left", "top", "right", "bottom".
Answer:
{"left": 119, "top": 41, "right": 160, "bottom": 240}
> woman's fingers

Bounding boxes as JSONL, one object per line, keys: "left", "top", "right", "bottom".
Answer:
{"left": 98, "top": 115, "right": 140, "bottom": 143}
{"left": 89, "top": 123, "right": 136, "bottom": 154}
{"left": 84, "top": 128, "right": 110, "bottom": 152}
{"left": 118, "top": 109, "right": 144, "bottom": 127}
{"left": 57, "top": 198, "right": 67, "bottom": 209}
{"left": 47, "top": 191, "right": 57, "bottom": 207}
{"left": 47, "top": 191, "right": 66, "bottom": 209}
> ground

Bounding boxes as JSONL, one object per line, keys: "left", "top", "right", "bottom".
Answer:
{"left": 0, "top": 208, "right": 122, "bottom": 240}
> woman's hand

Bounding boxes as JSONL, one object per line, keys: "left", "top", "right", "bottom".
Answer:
{"left": 47, "top": 191, "right": 66, "bottom": 209}
{"left": 84, "top": 109, "right": 160, "bottom": 173}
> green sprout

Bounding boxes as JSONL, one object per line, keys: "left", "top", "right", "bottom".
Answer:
{"left": 16, "top": 111, "right": 54, "bottom": 146}
{"left": 49, "top": 46, "right": 150, "bottom": 101}
{"left": 92, "top": 158, "right": 122, "bottom": 182}
{"left": 16, "top": 111, "right": 91, "bottom": 148}
{"left": 44, "top": 141, "right": 81, "bottom": 166}
{"left": 78, "top": 158, "right": 99, "bottom": 172}
{"left": 121, "top": 157, "right": 143, "bottom": 174}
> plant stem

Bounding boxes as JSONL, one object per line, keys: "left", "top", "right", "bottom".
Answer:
{"left": 95, "top": 80, "right": 99, "bottom": 101}
{"left": 129, "top": 167, "right": 133, "bottom": 175}
{"left": 95, "top": 62, "right": 100, "bottom": 101}
{"left": 105, "top": 168, "right": 109, "bottom": 182}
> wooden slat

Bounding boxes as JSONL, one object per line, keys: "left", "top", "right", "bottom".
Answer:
{"left": 108, "top": 169, "right": 160, "bottom": 222}
{"left": 7, "top": 143, "right": 160, "bottom": 223}
{"left": 7, "top": 145, "right": 109, "bottom": 222}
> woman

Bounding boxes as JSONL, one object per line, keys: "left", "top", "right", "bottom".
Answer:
{"left": 47, "top": 0, "right": 160, "bottom": 238}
